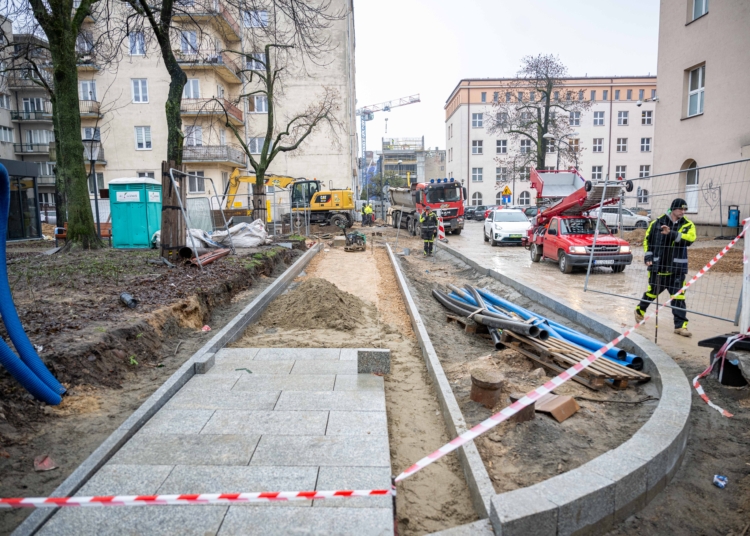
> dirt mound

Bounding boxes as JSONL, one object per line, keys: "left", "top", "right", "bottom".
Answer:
{"left": 623, "top": 228, "right": 646, "bottom": 246}
{"left": 258, "top": 277, "right": 367, "bottom": 331}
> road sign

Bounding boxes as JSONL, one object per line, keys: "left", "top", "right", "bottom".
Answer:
{"left": 501, "top": 185, "right": 512, "bottom": 196}
{"left": 502, "top": 195, "right": 511, "bottom": 205}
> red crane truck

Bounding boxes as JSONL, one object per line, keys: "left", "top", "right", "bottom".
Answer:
{"left": 523, "top": 168, "right": 634, "bottom": 274}
{"left": 387, "top": 178, "right": 467, "bottom": 236}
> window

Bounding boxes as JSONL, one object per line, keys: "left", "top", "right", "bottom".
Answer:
{"left": 603, "top": 90, "right": 609, "bottom": 101}
{"left": 626, "top": 89, "right": 633, "bottom": 101}
{"left": 244, "top": 10, "right": 268, "bottom": 27}
{"left": 615, "top": 90, "right": 620, "bottom": 101}
{"left": 641, "top": 110, "right": 653, "bottom": 125}
{"left": 472, "top": 140, "right": 483, "bottom": 154}
{"left": 496, "top": 192, "right": 505, "bottom": 204}
{"left": 79, "top": 80, "right": 97, "bottom": 101}
{"left": 520, "top": 139, "right": 531, "bottom": 154}
{"left": 471, "top": 192, "right": 483, "bottom": 206}
{"left": 651, "top": 89, "right": 656, "bottom": 99}
{"left": 688, "top": 65, "right": 705, "bottom": 117}
{"left": 88, "top": 172, "right": 104, "bottom": 195}
{"left": 248, "top": 137, "right": 266, "bottom": 153}
{"left": 590, "top": 90, "right": 596, "bottom": 101}
{"left": 591, "top": 111, "right": 604, "bottom": 127}
{"left": 252, "top": 95, "right": 268, "bottom": 113}
{"left": 135, "top": 126, "right": 152, "bottom": 150}
{"left": 617, "top": 138, "right": 628, "bottom": 152}
{"left": 617, "top": 111, "right": 629, "bottom": 125}
{"left": 496, "top": 140, "right": 507, "bottom": 154}
{"left": 131, "top": 79, "right": 148, "bottom": 103}
{"left": 82, "top": 127, "right": 100, "bottom": 141}
{"left": 529, "top": 91, "right": 535, "bottom": 102}
{"left": 496, "top": 112, "right": 508, "bottom": 126}
{"left": 569, "top": 111, "right": 580, "bottom": 126}
{"left": 520, "top": 167, "right": 530, "bottom": 181}
{"left": 637, "top": 188, "right": 649, "bottom": 204}
{"left": 639, "top": 165, "right": 651, "bottom": 178}
{"left": 471, "top": 113, "right": 483, "bottom": 128}
{"left": 493, "top": 92, "right": 498, "bottom": 103}
{"left": 0, "top": 126, "right": 13, "bottom": 143}
{"left": 38, "top": 192, "right": 55, "bottom": 205}
{"left": 592, "top": 138, "right": 603, "bottom": 153}
{"left": 517, "top": 91, "right": 523, "bottom": 102}
{"left": 180, "top": 31, "right": 197, "bottom": 53}
{"left": 0, "top": 94, "right": 10, "bottom": 109}
{"left": 247, "top": 52, "right": 266, "bottom": 70}
{"left": 129, "top": 32, "right": 145, "bottom": 55}
{"left": 577, "top": 90, "right": 583, "bottom": 101}
{"left": 185, "top": 126, "right": 202, "bottom": 147}
{"left": 496, "top": 167, "right": 508, "bottom": 182}
{"left": 188, "top": 171, "right": 205, "bottom": 193}
{"left": 566, "top": 91, "right": 572, "bottom": 102}
{"left": 615, "top": 165, "right": 626, "bottom": 179}
{"left": 76, "top": 32, "right": 94, "bottom": 54}
{"left": 481, "top": 92, "right": 486, "bottom": 103}
{"left": 220, "top": 129, "right": 226, "bottom": 146}
{"left": 216, "top": 84, "right": 225, "bottom": 98}
{"left": 591, "top": 166, "right": 603, "bottom": 180}
{"left": 183, "top": 79, "right": 200, "bottom": 99}
{"left": 520, "top": 112, "right": 531, "bottom": 121}
{"left": 505, "top": 92, "right": 511, "bottom": 103}
{"left": 554, "top": 91, "right": 559, "bottom": 101}
{"left": 137, "top": 172, "right": 155, "bottom": 179}
{"left": 471, "top": 168, "right": 483, "bottom": 182}
{"left": 640, "top": 137, "right": 651, "bottom": 152}
{"left": 639, "top": 89, "right": 644, "bottom": 101}
{"left": 546, "top": 139, "right": 555, "bottom": 153}
{"left": 568, "top": 139, "right": 579, "bottom": 153}
{"left": 693, "top": 0, "right": 708, "bottom": 20}
{"left": 518, "top": 191, "right": 530, "bottom": 206}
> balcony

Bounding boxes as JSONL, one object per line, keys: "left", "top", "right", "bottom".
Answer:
{"left": 180, "top": 98, "right": 243, "bottom": 125}
{"left": 37, "top": 175, "right": 56, "bottom": 185}
{"left": 83, "top": 141, "right": 107, "bottom": 164}
{"left": 173, "top": 1, "right": 241, "bottom": 42}
{"left": 11, "top": 107, "right": 53, "bottom": 122}
{"left": 175, "top": 49, "right": 241, "bottom": 84}
{"left": 76, "top": 49, "right": 100, "bottom": 71}
{"left": 182, "top": 144, "right": 245, "bottom": 166}
{"left": 14, "top": 143, "right": 50, "bottom": 155}
{"left": 6, "top": 73, "right": 53, "bottom": 91}
{"left": 79, "top": 100, "right": 103, "bottom": 118}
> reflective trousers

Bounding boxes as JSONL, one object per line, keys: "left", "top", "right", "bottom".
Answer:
{"left": 636, "top": 271, "right": 688, "bottom": 329}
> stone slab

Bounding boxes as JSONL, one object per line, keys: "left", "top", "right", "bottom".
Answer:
{"left": 274, "top": 390, "right": 385, "bottom": 412}
{"left": 179, "top": 374, "right": 241, "bottom": 392}
{"left": 207, "top": 360, "right": 294, "bottom": 375}
{"left": 201, "top": 410, "right": 329, "bottom": 436}
{"left": 110, "top": 433, "right": 260, "bottom": 466}
{"left": 233, "top": 374, "right": 335, "bottom": 392}
{"left": 250, "top": 435, "right": 390, "bottom": 467}
{"left": 326, "top": 411, "right": 388, "bottom": 436}
{"left": 314, "top": 466, "right": 392, "bottom": 509}
{"left": 139, "top": 409, "right": 215, "bottom": 435}
{"left": 164, "top": 389, "right": 280, "bottom": 411}
{"left": 217, "top": 506, "right": 393, "bottom": 536}
{"left": 334, "top": 374, "right": 384, "bottom": 391}
{"left": 490, "top": 486, "right": 558, "bottom": 536}
{"left": 215, "top": 347, "right": 261, "bottom": 360}
{"left": 290, "top": 360, "right": 358, "bottom": 375}
{"left": 429, "top": 519, "right": 494, "bottom": 536}
{"left": 538, "top": 468, "right": 615, "bottom": 535}
{"left": 340, "top": 349, "right": 358, "bottom": 361}
{"left": 76, "top": 464, "right": 174, "bottom": 495}
{"left": 254, "top": 348, "right": 342, "bottom": 361}
{"left": 157, "top": 465, "right": 318, "bottom": 497}
{"left": 357, "top": 349, "right": 391, "bottom": 374}
{"left": 583, "top": 451, "right": 649, "bottom": 523}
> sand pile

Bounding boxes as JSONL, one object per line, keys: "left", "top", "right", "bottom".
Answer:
{"left": 258, "top": 277, "right": 367, "bottom": 331}
{"left": 623, "top": 228, "right": 647, "bottom": 246}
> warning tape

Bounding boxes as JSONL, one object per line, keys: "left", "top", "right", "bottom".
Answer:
{"left": 692, "top": 333, "right": 747, "bottom": 418}
{"left": 2, "top": 219, "right": 747, "bottom": 507}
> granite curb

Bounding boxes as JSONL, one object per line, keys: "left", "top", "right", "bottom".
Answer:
{"left": 13, "top": 244, "right": 322, "bottom": 536}
{"left": 436, "top": 242, "right": 691, "bottom": 536}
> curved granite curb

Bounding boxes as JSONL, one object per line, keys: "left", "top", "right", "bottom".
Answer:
{"left": 435, "top": 242, "right": 692, "bottom": 536}
{"left": 13, "top": 244, "right": 322, "bottom": 536}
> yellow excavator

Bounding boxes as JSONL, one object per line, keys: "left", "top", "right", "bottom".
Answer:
{"left": 223, "top": 168, "right": 355, "bottom": 227}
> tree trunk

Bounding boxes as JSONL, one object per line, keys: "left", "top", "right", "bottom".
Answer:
{"left": 254, "top": 172, "right": 267, "bottom": 224}
{"left": 51, "top": 98, "right": 67, "bottom": 226}
{"left": 164, "top": 63, "right": 186, "bottom": 165}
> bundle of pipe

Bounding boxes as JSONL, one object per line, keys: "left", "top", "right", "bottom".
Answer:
{"left": 446, "top": 285, "right": 643, "bottom": 371}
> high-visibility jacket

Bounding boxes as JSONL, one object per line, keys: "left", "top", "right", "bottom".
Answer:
{"left": 643, "top": 213, "right": 696, "bottom": 275}
{"left": 420, "top": 211, "right": 438, "bottom": 240}
{"left": 364, "top": 206, "right": 373, "bottom": 215}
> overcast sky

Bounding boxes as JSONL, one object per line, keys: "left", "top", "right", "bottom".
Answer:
{"left": 354, "top": 0, "right": 660, "bottom": 153}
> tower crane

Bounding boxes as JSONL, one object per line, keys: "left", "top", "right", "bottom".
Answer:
{"left": 356, "top": 94, "right": 421, "bottom": 197}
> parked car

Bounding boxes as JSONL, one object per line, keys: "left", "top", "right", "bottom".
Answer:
{"left": 483, "top": 209, "right": 532, "bottom": 246}
{"left": 470, "top": 205, "right": 489, "bottom": 221}
{"left": 585, "top": 206, "right": 650, "bottom": 230}
{"left": 628, "top": 206, "right": 652, "bottom": 218}
{"left": 522, "top": 206, "right": 538, "bottom": 220}
{"left": 484, "top": 205, "right": 504, "bottom": 220}
{"left": 464, "top": 205, "right": 477, "bottom": 219}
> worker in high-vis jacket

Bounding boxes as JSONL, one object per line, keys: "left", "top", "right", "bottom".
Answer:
{"left": 634, "top": 198, "right": 697, "bottom": 337}
{"left": 363, "top": 203, "right": 374, "bottom": 227}
{"left": 420, "top": 207, "right": 439, "bottom": 256}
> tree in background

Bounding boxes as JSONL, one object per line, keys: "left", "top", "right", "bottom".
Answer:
{"left": 361, "top": 170, "right": 405, "bottom": 201}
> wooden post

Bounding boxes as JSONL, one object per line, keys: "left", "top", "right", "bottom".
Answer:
{"left": 160, "top": 160, "right": 187, "bottom": 261}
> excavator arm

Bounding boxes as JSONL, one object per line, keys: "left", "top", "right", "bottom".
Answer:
{"left": 223, "top": 168, "right": 301, "bottom": 209}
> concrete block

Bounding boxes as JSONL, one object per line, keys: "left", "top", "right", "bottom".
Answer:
{"left": 233, "top": 374, "right": 335, "bottom": 392}
{"left": 207, "top": 360, "right": 294, "bottom": 375}
{"left": 194, "top": 352, "right": 215, "bottom": 374}
{"left": 357, "top": 349, "right": 390, "bottom": 374}
{"left": 110, "top": 433, "right": 260, "bottom": 466}
{"left": 326, "top": 411, "right": 388, "bottom": 436}
{"left": 290, "top": 360, "right": 358, "bottom": 375}
{"left": 215, "top": 348, "right": 261, "bottom": 360}
{"left": 217, "top": 506, "right": 393, "bottom": 536}
{"left": 490, "top": 487, "right": 558, "bottom": 536}
{"left": 201, "top": 410, "right": 329, "bottom": 436}
{"left": 250, "top": 435, "right": 390, "bottom": 467}
{"left": 333, "top": 374, "right": 384, "bottom": 391}
{"left": 429, "top": 519, "right": 494, "bottom": 536}
{"left": 76, "top": 464, "right": 174, "bottom": 496}
{"left": 274, "top": 390, "right": 386, "bottom": 412}
{"left": 139, "top": 409, "right": 215, "bottom": 435}
{"left": 340, "top": 349, "right": 358, "bottom": 361}
{"left": 314, "top": 466, "right": 392, "bottom": 509}
{"left": 157, "top": 465, "right": 318, "bottom": 497}
{"left": 254, "top": 348, "right": 342, "bottom": 361}
{"left": 582, "top": 451, "right": 649, "bottom": 523}
{"left": 164, "top": 389, "right": 280, "bottom": 411}
{"left": 331, "top": 236, "right": 346, "bottom": 248}
{"left": 38, "top": 505, "right": 228, "bottom": 536}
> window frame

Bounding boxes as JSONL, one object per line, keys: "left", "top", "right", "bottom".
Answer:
{"left": 134, "top": 126, "right": 152, "bottom": 150}
{"left": 569, "top": 111, "right": 580, "bottom": 126}
{"left": 692, "top": 0, "right": 709, "bottom": 21}
{"left": 471, "top": 112, "right": 483, "bottom": 128}
{"left": 244, "top": 10, "right": 269, "bottom": 27}
{"left": 131, "top": 78, "right": 148, "bottom": 103}
{"left": 495, "top": 167, "right": 508, "bottom": 182}
{"left": 617, "top": 111, "right": 629, "bottom": 126}
{"left": 687, "top": 65, "right": 705, "bottom": 117}
{"left": 616, "top": 138, "right": 628, "bottom": 153}
{"left": 591, "top": 166, "right": 603, "bottom": 180}
{"left": 639, "top": 165, "right": 651, "bottom": 178}
{"left": 519, "top": 139, "right": 531, "bottom": 154}
{"left": 592, "top": 138, "right": 603, "bottom": 153}
{"left": 129, "top": 31, "right": 145, "bottom": 55}
{"left": 615, "top": 165, "right": 627, "bottom": 179}
{"left": 188, "top": 171, "right": 205, "bottom": 194}
{"left": 183, "top": 78, "right": 200, "bottom": 99}
{"left": 518, "top": 191, "right": 530, "bottom": 206}
{"left": 252, "top": 95, "right": 268, "bottom": 113}
{"left": 496, "top": 139, "right": 507, "bottom": 154}
{"left": 640, "top": 137, "right": 651, "bottom": 152}
{"left": 593, "top": 111, "right": 605, "bottom": 126}
{"left": 471, "top": 192, "right": 483, "bottom": 206}
{"left": 641, "top": 110, "right": 653, "bottom": 125}
{"left": 471, "top": 167, "right": 483, "bottom": 182}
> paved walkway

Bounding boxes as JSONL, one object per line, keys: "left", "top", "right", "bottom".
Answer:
{"left": 39, "top": 348, "right": 393, "bottom": 536}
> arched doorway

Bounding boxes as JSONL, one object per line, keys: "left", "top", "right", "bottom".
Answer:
{"left": 681, "top": 159, "right": 699, "bottom": 213}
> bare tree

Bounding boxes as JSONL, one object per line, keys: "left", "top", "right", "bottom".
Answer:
{"left": 487, "top": 54, "right": 592, "bottom": 185}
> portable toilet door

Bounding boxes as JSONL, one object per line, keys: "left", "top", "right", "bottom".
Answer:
{"left": 109, "top": 177, "right": 162, "bottom": 248}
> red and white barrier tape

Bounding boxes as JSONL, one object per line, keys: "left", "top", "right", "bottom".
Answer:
{"left": 692, "top": 333, "right": 747, "bottom": 418}
{"left": 2, "top": 220, "right": 747, "bottom": 507}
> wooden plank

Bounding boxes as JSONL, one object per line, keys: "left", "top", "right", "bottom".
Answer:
{"left": 509, "top": 343, "right": 604, "bottom": 390}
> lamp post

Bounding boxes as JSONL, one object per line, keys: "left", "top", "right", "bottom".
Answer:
{"left": 84, "top": 138, "right": 101, "bottom": 238}
{"left": 543, "top": 132, "right": 579, "bottom": 170}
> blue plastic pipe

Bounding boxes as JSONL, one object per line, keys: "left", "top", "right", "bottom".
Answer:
{"left": 0, "top": 163, "right": 64, "bottom": 403}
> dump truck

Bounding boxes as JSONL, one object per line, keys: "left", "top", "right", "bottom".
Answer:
{"left": 387, "top": 178, "right": 467, "bottom": 236}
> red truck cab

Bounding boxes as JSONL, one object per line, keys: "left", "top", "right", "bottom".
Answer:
{"left": 413, "top": 178, "right": 466, "bottom": 235}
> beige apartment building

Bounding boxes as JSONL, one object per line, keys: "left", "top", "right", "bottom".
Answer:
{"left": 653, "top": 0, "right": 750, "bottom": 227}
{"left": 445, "top": 77, "right": 657, "bottom": 209}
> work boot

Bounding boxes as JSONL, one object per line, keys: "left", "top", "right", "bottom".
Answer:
{"left": 634, "top": 309, "right": 644, "bottom": 323}
{"left": 674, "top": 327, "right": 692, "bottom": 338}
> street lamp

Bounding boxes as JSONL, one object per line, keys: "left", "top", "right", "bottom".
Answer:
{"left": 543, "top": 132, "right": 579, "bottom": 170}
{"left": 83, "top": 138, "right": 101, "bottom": 238}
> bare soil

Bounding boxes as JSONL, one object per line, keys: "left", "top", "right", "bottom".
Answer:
{"left": 231, "top": 245, "right": 479, "bottom": 535}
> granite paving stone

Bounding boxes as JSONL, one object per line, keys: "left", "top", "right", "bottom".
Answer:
{"left": 75, "top": 464, "right": 174, "bottom": 496}
{"left": 339, "top": 349, "right": 358, "bottom": 361}
{"left": 139, "top": 410, "right": 215, "bottom": 435}
{"left": 164, "top": 389, "right": 280, "bottom": 411}
{"left": 207, "top": 360, "right": 294, "bottom": 375}
{"left": 326, "top": 411, "right": 388, "bottom": 436}
{"left": 217, "top": 506, "right": 393, "bottom": 535}
{"left": 290, "top": 360, "right": 358, "bottom": 375}
{"left": 274, "top": 390, "right": 385, "bottom": 412}
{"left": 233, "top": 374, "right": 335, "bottom": 392}
{"left": 314, "top": 466, "right": 392, "bottom": 508}
{"left": 179, "top": 374, "right": 242, "bottom": 392}
{"left": 110, "top": 433, "right": 260, "bottom": 466}
{"left": 250, "top": 435, "right": 390, "bottom": 467}
{"left": 333, "top": 374, "right": 384, "bottom": 391}
{"left": 215, "top": 348, "right": 261, "bottom": 360}
{"left": 254, "top": 348, "right": 342, "bottom": 361}
{"left": 357, "top": 349, "right": 390, "bottom": 374}
{"left": 201, "top": 410, "right": 329, "bottom": 436}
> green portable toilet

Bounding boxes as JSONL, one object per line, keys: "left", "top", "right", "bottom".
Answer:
{"left": 109, "top": 177, "right": 162, "bottom": 248}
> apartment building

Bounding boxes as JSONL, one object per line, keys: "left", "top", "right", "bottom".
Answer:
{"left": 445, "top": 77, "right": 657, "bottom": 209}
{"left": 653, "top": 0, "right": 750, "bottom": 227}
{"left": 382, "top": 137, "right": 422, "bottom": 184}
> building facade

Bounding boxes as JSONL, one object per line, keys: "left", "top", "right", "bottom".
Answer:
{"left": 382, "top": 137, "right": 422, "bottom": 184}
{"left": 445, "top": 77, "right": 657, "bottom": 209}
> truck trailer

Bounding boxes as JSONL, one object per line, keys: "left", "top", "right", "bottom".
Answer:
{"left": 387, "top": 178, "right": 466, "bottom": 236}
